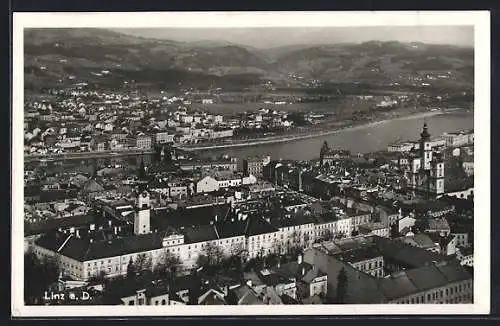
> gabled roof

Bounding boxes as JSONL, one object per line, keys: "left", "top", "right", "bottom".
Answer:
{"left": 35, "top": 231, "right": 164, "bottom": 262}
{"left": 373, "top": 236, "right": 450, "bottom": 268}
{"left": 25, "top": 213, "right": 98, "bottom": 236}
{"left": 244, "top": 216, "right": 278, "bottom": 236}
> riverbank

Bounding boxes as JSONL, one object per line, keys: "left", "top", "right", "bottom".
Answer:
{"left": 178, "top": 110, "right": 449, "bottom": 152}
{"left": 24, "top": 149, "right": 155, "bottom": 163}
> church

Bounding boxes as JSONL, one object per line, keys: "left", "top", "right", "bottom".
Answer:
{"left": 405, "top": 122, "right": 445, "bottom": 199}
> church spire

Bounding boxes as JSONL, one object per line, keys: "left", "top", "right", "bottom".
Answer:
{"left": 420, "top": 120, "right": 431, "bottom": 141}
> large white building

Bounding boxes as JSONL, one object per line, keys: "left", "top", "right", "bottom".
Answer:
{"left": 32, "top": 191, "right": 379, "bottom": 281}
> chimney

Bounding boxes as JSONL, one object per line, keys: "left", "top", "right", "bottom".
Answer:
{"left": 108, "top": 220, "right": 112, "bottom": 227}
{"left": 297, "top": 254, "right": 303, "bottom": 265}
{"left": 302, "top": 266, "right": 306, "bottom": 276}
{"left": 90, "top": 224, "right": 95, "bottom": 231}
{"left": 90, "top": 238, "right": 93, "bottom": 244}
{"left": 75, "top": 229, "right": 80, "bottom": 238}
{"left": 70, "top": 227, "right": 75, "bottom": 234}
{"left": 114, "top": 226, "right": 118, "bottom": 235}
{"left": 246, "top": 279, "right": 252, "bottom": 288}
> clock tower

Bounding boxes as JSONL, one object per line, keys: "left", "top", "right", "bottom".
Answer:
{"left": 419, "top": 122, "right": 432, "bottom": 170}
{"left": 134, "top": 190, "right": 151, "bottom": 235}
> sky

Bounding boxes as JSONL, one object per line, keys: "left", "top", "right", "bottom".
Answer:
{"left": 112, "top": 26, "right": 474, "bottom": 48}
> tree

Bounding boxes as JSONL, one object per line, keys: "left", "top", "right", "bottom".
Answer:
{"left": 264, "top": 253, "right": 279, "bottom": 268}
{"left": 229, "top": 242, "right": 244, "bottom": 257}
{"left": 336, "top": 267, "right": 348, "bottom": 304}
{"left": 195, "top": 254, "right": 209, "bottom": 269}
{"left": 126, "top": 258, "right": 136, "bottom": 279}
{"left": 202, "top": 242, "right": 225, "bottom": 266}
{"left": 24, "top": 250, "right": 61, "bottom": 305}
{"left": 154, "top": 250, "right": 182, "bottom": 278}
{"left": 134, "top": 253, "right": 153, "bottom": 272}
{"left": 303, "top": 232, "right": 311, "bottom": 248}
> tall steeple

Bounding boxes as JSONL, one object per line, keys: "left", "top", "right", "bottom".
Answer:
{"left": 420, "top": 120, "right": 431, "bottom": 141}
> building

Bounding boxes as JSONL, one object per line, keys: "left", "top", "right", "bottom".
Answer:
{"left": 388, "top": 142, "right": 419, "bottom": 153}
{"left": 456, "top": 247, "right": 473, "bottom": 267}
{"left": 358, "top": 222, "right": 390, "bottom": 238}
{"left": 405, "top": 123, "right": 445, "bottom": 199}
{"left": 445, "top": 130, "right": 474, "bottom": 148}
{"left": 304, "top": 237, "right": 473, "bottom": 304}
{"left": 333, "top": 244, "right": 385, "bottom": 278}
{"left": 211, "top": 129, "right": 233, "bottom": 139}
{"left": 243, "top": 156, "right": 271, "bottom": 178}
{"left": 153, "top": 132, "right": 174, "bottom": 144}
{"left": 136, "top": 135, "right": 152, "bottom": 150}
{"left": 462, "top": 157, "right": 474, "bottom": 177}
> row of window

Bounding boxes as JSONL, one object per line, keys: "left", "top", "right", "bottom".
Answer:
{"left": 128, "top": 298, "right": 166, "bottom": 305}
{"left": 396, "top": 293, "right": 472, "bottom": 304}
{"left": 355, "top": 260, "right": 383, "bottom": 271}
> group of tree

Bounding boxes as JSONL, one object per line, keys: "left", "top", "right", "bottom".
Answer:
{"left": 126, "top": 253, "right": 152, "bottom": 279}
{"left": 24, "top": 250, "right": 61, "bottom": 305}
{"left": 195, "top": 242, "right": 225, "bottom": 269}
{"left": 153, "top": 250, "right": 183, "bottom": 279}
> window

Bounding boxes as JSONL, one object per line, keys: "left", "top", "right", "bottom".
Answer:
{"left": 129, "top": 301, "right": 134, "bottom": 305}
{"left": 427, "top": 294, "right": 431, "bottom": 301}
{"left": 161, "top": 299, "right": 166, "bottom": 305}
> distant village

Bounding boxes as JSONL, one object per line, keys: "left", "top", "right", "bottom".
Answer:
{"left": 24, "top": 109, "right": 475, "bottom": 305}
{"left": 24, "top": 86, "right": 439, "bottom": 156}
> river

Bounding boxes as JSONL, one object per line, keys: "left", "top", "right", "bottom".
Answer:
{"left": 196, "top": 110, "right": 474, "bottom": 161}
{"left": 26, "top": 111, "right": 474, "bottom": 172}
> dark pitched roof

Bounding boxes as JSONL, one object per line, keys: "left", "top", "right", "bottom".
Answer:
{"left": 244, "top": 216, "right": 278, "bottom": 236}
{"left": 372, "top": 236, "right": 450, "bottom": 268}
{"left": 183, "top": 224, "right": 218, "bottom": 244}
{"left": 24, "top": 214, "right": 99, "bottom": 236}
{"left": 377, "top": 273, "right": 418, "bottom": 300}
{"left": 151, "top": 204, "right": 231, "bottom": 230}
{"left": 35, "top": 231, "right": 164, "bottom": 262}
{"left": 404, "top": 264, "right": 449, "bottom": 291}
{"left": 214, "top": 219, "right": 247, "bottom": 239}
{"left": 333, "top": 244, "right": 383, "bottom": 264}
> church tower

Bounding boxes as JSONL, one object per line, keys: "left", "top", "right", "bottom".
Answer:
{"left": 134, "top": 190, "right": 151, "bottom": 235}
{"left": 429, "top": 152, "right": 445, "bottom": 197}
{"left": 419, "top": 122, "right": 432, "bottom": 170}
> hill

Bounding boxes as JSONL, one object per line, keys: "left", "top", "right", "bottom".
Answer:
{"left": 24, "top": 28, "right": 474, "bottom": 93}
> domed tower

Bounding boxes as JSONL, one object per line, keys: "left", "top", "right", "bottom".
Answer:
{"left": 419, "top": 122, "right": 433, "bottom": 170}
{"left": 134, "top": 190, "right": 151, "bottom": 235}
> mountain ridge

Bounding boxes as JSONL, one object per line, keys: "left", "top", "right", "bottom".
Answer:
{"left": 24, "top": 28, "right": 474, "bottom": 92}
